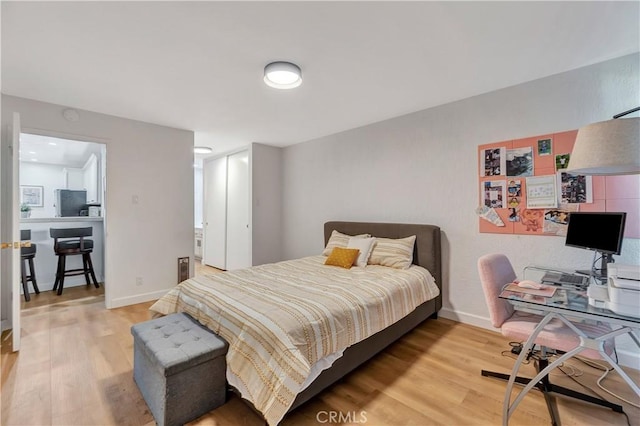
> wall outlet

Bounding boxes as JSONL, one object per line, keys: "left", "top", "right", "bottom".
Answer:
{"left": 136, "top": 277, "right": 143, "bottom": 286}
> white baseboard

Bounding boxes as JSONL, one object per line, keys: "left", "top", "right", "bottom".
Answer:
{"left": 440, "top": 307, "right": 640, "bottom": 370}
{"left": 618, "top": 348, "right": 640, "bottom": 371}
{"left": 107, "top": 289, "right": 167, "bottom": 309}
{"left": 1, "top": 319, "right": 10, "bottom": 332}
{"left": 438, "top": 307, "right": 498, "bottom": 332}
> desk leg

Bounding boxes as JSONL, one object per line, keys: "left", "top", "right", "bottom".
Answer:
{"left": 507, "top": 344, "right": 586, "bottom": 422}
{"left": 596, "top": 328, "right": 640, "bottom": 396}
{"left": 555, "top": 314, "right": 640, "bottom": 397}
{"left": 629, "top": 329, "right": 640, "bottom": 349}
{"left": 503, "top": 311, "right": 557, "bottom": 426}
{"left": 503, "top": 313, "right": 640, "bottom": 426}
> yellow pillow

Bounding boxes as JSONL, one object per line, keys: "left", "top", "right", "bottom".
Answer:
{"left": 324, "top": 247, "right": 360, "bottom": 269}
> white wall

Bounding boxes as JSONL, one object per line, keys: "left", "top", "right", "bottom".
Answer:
{"left": 1, "top": 95, "right": 194, "bottom": 316}
{"left": 251, "top": 143, "right": 283, "bottom": 265}
{"left": 281, "top": 55, "right": 640, "bottom": 333}
{"left": 19, "top": 162, "right": 65, "bottom": 218}
{"left": 194, "top": 165, "right": 203, "bottom": 229}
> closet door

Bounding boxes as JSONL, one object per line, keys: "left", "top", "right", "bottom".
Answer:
{"left": 225, "top": 150, "right": 250, "bottom": 270}
{"left": 203, "top": 156, "right": 227, "bottom": 269}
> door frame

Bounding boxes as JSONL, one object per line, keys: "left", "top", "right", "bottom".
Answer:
{"left": 4, "top": 124, "right": 110, "bottom": 345}
{"left": 0, "top": 113, "right": 22, "bottom": 350}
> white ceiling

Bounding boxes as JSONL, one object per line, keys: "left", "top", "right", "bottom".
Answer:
{"left": 2, "top": 2, "right": 639, "bottom": 155}
{"left": 19, "top": 133, "right": 102, "bottom": 168}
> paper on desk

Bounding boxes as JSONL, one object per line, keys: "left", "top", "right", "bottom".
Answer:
{"left": 504, "top": 282, "right": 557, "bottom": 298}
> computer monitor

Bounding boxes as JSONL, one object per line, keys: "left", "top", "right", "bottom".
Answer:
{"left": 565, "top": 211, "right": 626, "bottom": 279}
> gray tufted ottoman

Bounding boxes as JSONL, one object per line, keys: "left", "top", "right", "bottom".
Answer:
{"left": 131, "top": 312, "right": 228, "bottom": 426}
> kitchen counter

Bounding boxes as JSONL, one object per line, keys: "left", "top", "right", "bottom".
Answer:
{"left": 21, "top": 217, "right": 103, "bottom": 223}
{"left": 20, "top": 219, "right": 104, "bottom": 293}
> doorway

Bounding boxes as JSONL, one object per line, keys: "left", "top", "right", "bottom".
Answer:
{"left": 18, "top": 133, "right": 106, "bottom": 308}
{"left": 202, "top": 150, "right": 251, "bottom": 271}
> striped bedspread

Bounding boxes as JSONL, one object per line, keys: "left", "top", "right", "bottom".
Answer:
{"left": 149, "top": 255, "right": 439, "bottom": 425}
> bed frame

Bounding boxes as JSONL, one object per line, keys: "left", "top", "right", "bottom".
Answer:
{"left": 287, "top": 221, "right": 443, "bottom": 411}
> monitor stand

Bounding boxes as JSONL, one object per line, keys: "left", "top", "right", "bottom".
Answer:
{"left": 576, "top": 252, "right": 614, "bottom": 283}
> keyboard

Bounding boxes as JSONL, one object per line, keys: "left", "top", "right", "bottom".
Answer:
{"left": 541, "top": 272, "right": 588, "bottom": 287}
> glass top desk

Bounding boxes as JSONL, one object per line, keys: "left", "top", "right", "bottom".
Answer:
{"left": 499, "top": 283, "right": 640, "bottom": 426}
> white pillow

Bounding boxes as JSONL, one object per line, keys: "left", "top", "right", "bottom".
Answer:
{"left": 346, "top": 237, "right": 376, "bottom": 267}
{"left": 322, "top": 230, "right": 371, "bottom": 256}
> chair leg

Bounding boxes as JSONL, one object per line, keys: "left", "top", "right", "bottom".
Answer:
{"left": 547, "top": 382, "right": 623, "bottom": 412}
{"left": 536, "top": 358, "right": 623, "bottom": 413}
{"left": 536, "top": 360, "right": 562, "bottom": 426}
{"left": 541, "top": 389, "right": 561, "bottom": 426}
{"left": 85, "top": 253, "right": 99, "bottom": 288}
{"left": 481, "top": 370, "right": 533, "bottom": 386}
{"left": 28, "top": 256, "right": 40, "bottom": 294}
{"left": 21, "top": 258, "right": 30, "bottom": 302}
{"left": 82, "top": 253, "right": 91, "bottom": 286}
{"left": 57, "top": 256, "right": 66, "bottom": 296}
{"left": 53, "top": 256, "right": 61, "bottom": 291}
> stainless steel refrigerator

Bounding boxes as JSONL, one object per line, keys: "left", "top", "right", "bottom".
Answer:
{"left": 55, "top": 189, "right": 87, "bottom": 217}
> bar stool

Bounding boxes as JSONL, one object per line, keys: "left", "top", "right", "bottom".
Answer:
{"left": 20, "top": 229, "right": 40, "bottom": 301}
{"left": 50, "top": 227, "right": 100, "bottom": 295}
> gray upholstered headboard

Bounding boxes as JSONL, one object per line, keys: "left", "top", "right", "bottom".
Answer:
{"left": 324, "top": 221, "right": 442, "bottom": 303}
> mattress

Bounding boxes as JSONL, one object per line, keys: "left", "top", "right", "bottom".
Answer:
{"left": 149, "top": 255, "right": 439, "bottom": 425}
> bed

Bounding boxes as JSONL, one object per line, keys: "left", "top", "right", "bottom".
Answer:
{"left": 150, "top": 221, "right": 442, "bottom": 425}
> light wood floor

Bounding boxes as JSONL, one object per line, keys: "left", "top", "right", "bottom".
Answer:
{"left": 195, "top": 260, "right": 225, "bottom": 276}
{"left": 2, "top": 288, "right": 638, "bottom": 425}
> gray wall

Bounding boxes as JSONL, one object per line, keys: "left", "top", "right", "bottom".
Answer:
{"left": 281, "top": 53, "right": 640, "bottom": 328}
{"left": 251, "top": 143, "right": 283, "bottom": 266}
{"left": 1, "top": 95, "right": 194, "bottom": 318}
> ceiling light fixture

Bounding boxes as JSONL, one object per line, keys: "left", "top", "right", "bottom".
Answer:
{"left": 567, "top": 107, "right": 640, "bottom": 175}
{"left": 194, "top": 146, "right": 213, "bottom": 154}
{"left": 264, "top": 61, "right": 302, "bottom": 89}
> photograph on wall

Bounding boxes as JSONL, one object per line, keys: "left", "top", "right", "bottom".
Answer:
{"left": 481, "top": 147, "right": 505, "bottom": 176}
{"left": 558, "top": 171, "right": 593, "bottom": 204}
{"left": 482, "top": 180, "right": 507, "bottom": 209}
{"left": 506, "top": 147, "right": 534, "bottom": 177}
{"left": 555, "top": 153, "right": 571, "bottom": 170}
{"left": 537, "top": 138, "right": 552, "bottom": 156}
{"left": 508, "top": 207, "right": 520, "bottom": 222}
{"left": 543, "top": 205, "right": 579, "bottom": 236}
{"left": 526, "top": 175, "right": 558, "bottom": 209}
{"left": 507, "top": 179, "right": 522, "bottom": 207}
{"left": 20, "top": 185, "right": 44, "bottom": 207}
{"left": 476, "top": 205, "right": 505, "bottom": 227}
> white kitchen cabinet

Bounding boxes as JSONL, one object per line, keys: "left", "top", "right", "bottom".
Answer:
{"left": 63, "top": 167, "right": 84, "bottom": 190}
{"left": 83, "top": 154, "right": 99, "bottom": 203}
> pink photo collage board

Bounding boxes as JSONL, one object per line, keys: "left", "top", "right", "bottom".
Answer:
{"left": 478, "top": 130, "right": 639, "bottom": 238}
